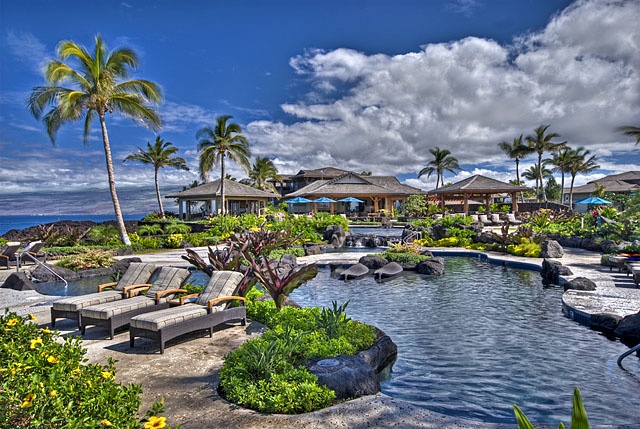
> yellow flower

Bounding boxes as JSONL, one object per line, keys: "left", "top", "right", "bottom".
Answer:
{"left": 49, "top": 390, "right": 57, "bottom": 397}
{"left": 101, "top": 419, "right": 113, "bottom": 427}
{"left": 144, "top": 416, "right": 166, "bottom": 429}
{"left": 47, "top": 355, "right": 60, "bottom": 364}
{"left": 28, "top": 314, "right": 37, "bottom": 321}
{"left": 39, "top": 382, "right": 44, "bottom": 388}
{"left": 30, "top": 338, "right": 43, "bottom": 349}
{"left": 250, "top": 227, "right": 260, "bottom": 232}
{"left": 101, "top": 371, "right": 113, "bottom": 380}
{"left": 21, "top": 393, "right": 36, "bottom": 408}
{"left": 86, "top": 380, "right": 92, "bottom": 388}
{"left": 41, "top": 327, "right": 51, "bottom": 334}
{"left": 7, "top": 318, "right": 18, "bottom": 326}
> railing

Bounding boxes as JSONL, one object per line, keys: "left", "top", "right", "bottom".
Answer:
{"left": 18, "top": 252, "right": 68, "bottom": 287}
{"left": 402, "top": 230, "right": 421, "bottom": 244}
{"left": 617, "top": 343, "right": 640, "bottom": 369}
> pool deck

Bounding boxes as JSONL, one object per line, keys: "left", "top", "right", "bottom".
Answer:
{"left": 1, "top": 247, "right": 639, "bottom": 428}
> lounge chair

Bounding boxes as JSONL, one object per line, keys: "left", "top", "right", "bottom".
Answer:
{"left": 129, "top": 271, "right": 246, "bottom": 354}
{"left": 50, "top": 262, "right": 156, "bottom": 328}
{"left": 470, "top": 214, "right": 479, "bottom": 224}
{"left": 80, "top": 266, "right": 190, "bottom": 339}
{"left": 18, "top": 241, "right": 47, "bottom": 265}
{"left": 478, "top": 214, "right": 491, "bottom": 225}
{"left": 491, "top": 213, "right": 503, "bottom": 225}
{"left": 506, "top": 213, "right": 521, "bottom": 225}
{"left": 0, "top": 242, "right": 21, "bottom": 269}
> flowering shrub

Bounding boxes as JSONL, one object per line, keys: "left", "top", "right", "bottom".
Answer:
{"left": 0, "top": 312, "right": 173, "bottom": 428}
{"left": 56, "top": 249, "right": 115, "bottom": 271}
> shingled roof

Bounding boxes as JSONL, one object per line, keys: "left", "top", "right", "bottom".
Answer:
{"left": 286, "top": 172, "right": 424, "bottom": 197}
{"left": 166, "top": 179, "right": 280, "bottom": 199}
{"left": 429, "top": 174, "right": 530, "bottom": 194}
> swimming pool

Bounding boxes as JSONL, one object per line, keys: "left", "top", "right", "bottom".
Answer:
{"left": 290, "top": 257, "right": 640, "bottom": 425}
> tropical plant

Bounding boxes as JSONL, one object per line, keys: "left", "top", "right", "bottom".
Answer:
{"left": 567, "top": 147, "right": 600, "bottom": 208}
{"left": 137, "top": 223, "right": 164, "bottom": 236}
{"left": 522, "top": 163, "right": 553, "bottom": 200}
{"left": 525, "top": 125, "right": 566, "bottom": 203}
{"left": 418, "top": 146, "right": 462, "bottom": 189}
{"left": 544, "top": 176, "right": 561, "bottom": 202}
{"left": 249, "top": 156, "right": 281, "bottom": 192}
{"left": 514, "top": 387, "right": 589, "bottom": 429}
{"left": 163, "top": 222, "right": 191, "bottom": 235}
{"left": 124, "top": 136, "right": 189, "bottom": 217}
{"left": 87, "top": 224, "right": 120, "bottom": 245}
{"left": 617, "top": 125, "right": 640, "bottom": 145}
{"left": 549, "top": 147, "right": 574, "bottom": 203}
{"left": 55, "top": 249, "right": 114, "bottom": 271}
{"left": 591, "top": 183, "right": 606, "bottom": 198}
{"left": 197, "top": 115, "right": 251, "bottom": 215}
{"left": 28, "top": 34, "right": 162, "bottom": 245}
{"left": 498, "top": 135, "right": 533, "bottom": 202}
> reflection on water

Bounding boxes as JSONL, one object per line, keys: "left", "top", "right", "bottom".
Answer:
{"left": 290, "top": 257, "right": 640, "bottom": 425}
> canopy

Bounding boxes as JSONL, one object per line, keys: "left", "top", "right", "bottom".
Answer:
{"left": 313, "top": 197, "right": 337, "bottom": 203}
{"left": 286, "top": 197, "right": 312, "bottom": 204}
{"left": 574, "top": 197, "right": 613, "bottom": 205}
{"left": 337, "top": 196, "right": 364, "bottom": 203}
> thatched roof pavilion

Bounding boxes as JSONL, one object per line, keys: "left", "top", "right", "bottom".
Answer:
{"left": 428, "top": 175, "right": 531, "bottom": 214}
{"left": 166, "top": 179, "right": 280, "bottom": 219}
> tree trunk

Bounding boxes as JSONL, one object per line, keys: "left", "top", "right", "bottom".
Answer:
{"left": 99, "top": 113, "right": 131, "bottom": 245}
{"left": 155, "top": 167, "right": 164, "bottom": 217}
{"left": 515, "top": 158, "right": 522, "bottom": 202}
{"left": 560, "top": 172, "right": 565, "bottom": 205}
{"left": 220, "top": 154, "right": 226, "bottom": 215}
{"left": 569, "top": 174, "right": 576, "bottom": 211}
{"left": 538, "top": 153, "right": 547, "bottom": 203}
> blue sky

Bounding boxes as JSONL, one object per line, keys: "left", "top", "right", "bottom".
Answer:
{"left": 0, "top": 0, "right": 638, "bottom": 215}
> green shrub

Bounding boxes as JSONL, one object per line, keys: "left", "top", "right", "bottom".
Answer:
{"left": 88, "top": 224, "right": 121, "bottom": 246}
{"left": 163, "top": 222, "right": 191, "bottom": 235}
{"left": 380, "top": 252, "right": 428, "bottom": 264}
{"left": 164, "top": 234, "right": 184, "bottom": 248}
{"left": 506, "top": 239, "right": 541, "bottom": 258}
{"left": 268, "top": 247, "right": 306, "bottom": 260}
{"left": 129, "top": 232, "right": 163, "bottom": 250}
{"left": 137, "top": 224, "right": 163, "bottom": 236}
{"left": 0, "top": 312, "right": 172, "bottom": 428}
{"left": 55, "top": 249, "right": 115, "bottom": 271}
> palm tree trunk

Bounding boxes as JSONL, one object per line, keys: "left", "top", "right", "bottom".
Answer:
{"left": 569, "top": 174, "right": 576, "bottom": 211}
{"left": 154, "top": 167, "right": 164, "bottom": 217}
{"left": 220, "top": 154, "right": 226, "bottom": 215}
{"left": 560, "top": 172, "right": 565, "bottom": 205}
{"left": 538, "top": 154, "right": 547, "bottom": 204}
{"left": 99, "top": 113, "right": 131, "bottom": 245}
{"left": 515, "top": 158, "right": 522, "bottom": 203}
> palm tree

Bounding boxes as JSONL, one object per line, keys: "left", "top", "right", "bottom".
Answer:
{"left": 549, "top": 147, "right": 574, "bottom": 203}
{"left": 197, "top": 115, "right": 251, "bottom": 215}
{"left": 418, "top": 146, "right": 461, "bottom": 189}
{"left": 567, "top": 147, "right": 600, "bottom": 209}
{"left": 28, "top": 35, "right": 162, "bottom": 245}
{"left": 522, "top": 164, "right": 553, "bottom": 200}
{"left": 498, "top": 135, "right": 533, "bottom": 202}
{"left": 525, "top": 125, "right": 566, "bottom": 203}
{"left": 124, "top": 136, "right": 189, "bottom": 217}
{"left": 249, "top": 157, "right": 281, "bottom": 192}
{"left": 617, "top": 125, "right": 640, "bottom": 145}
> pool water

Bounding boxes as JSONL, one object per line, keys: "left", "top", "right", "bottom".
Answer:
{"left": 289, "top": 257, "right": 640, "bottom": 425}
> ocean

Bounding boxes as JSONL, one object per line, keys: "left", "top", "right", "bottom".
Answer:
{"left": 0, "top": 214, "right": 147, "bottom": 236}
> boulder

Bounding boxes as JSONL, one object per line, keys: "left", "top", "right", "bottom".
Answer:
{"left": 475, "top": 231, "right": 496, "bottom": 244}
{"left": 540, "top": 240, "right": 563, "bottom": 258}
{"left": 358, "top": 255, "right": 389, "bottom": 270}
{"left": 304, "top": 245, "right": 322, "bottom": 256}
{"left": 304, "top": 355, "right": 379, "bottom": 400}
{"left": 556, "top": 236, "right": 583, "bottom": 249}
{"left": 430, "top": 225, "right": 448, "bottom": 241}
{"left": 590, "top": 313, "right": 622, "bottom": 337}
{"left": 1, "top": 272, "right": 36, "bottom": 291}
{"left": 420, "top": 249, "right": 434, "bottom": 258}
{"left": 564, "top": 276, "right": 597, "bottom": 291}
{"left": 599, "top": 239, "right": 620, "bottom": 255}
{"left": 614, "top": 311, "right": 640, "bottom": 348}
{"left": 280, "top": 253, "right": 298, "bottom": 268}
{"left": 323, "top": 225, "right": 346, "bottom": 248}
{"left": 540, "top": 259, "right": 573, "bottom": 285}
{"left": 357, "top": 328, "right": 398, "bottom": 373}
{"left": 416, "top": 257, "right": 445, "bottom": 276}
{"left": 31, "top": 264, "right": 77, "bottom": 282}
{"left": 581, "top": 237, "right": 603, "bottom": 252}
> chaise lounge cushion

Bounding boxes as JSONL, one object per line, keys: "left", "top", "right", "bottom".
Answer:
{"left": 130, "top": 304, "right": 209, "bottom": 332}
{"left": 195, "top": 271, "right": 245, "bottom": 307}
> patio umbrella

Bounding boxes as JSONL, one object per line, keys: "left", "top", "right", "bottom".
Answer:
{"left": 286, "top": 196, "right": 312, "bottom": 204}
{"left": 337, "top": 196, "right": 364, "bottom": 203}
{"left": 573, "top": 197, "right": 613, "bottom": 205}
{"left": 313, "top": 197, "right": 337, "bottom": 203}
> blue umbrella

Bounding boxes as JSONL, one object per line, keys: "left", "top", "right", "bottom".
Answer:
{"left": 286, "top": 196, "right": 312, "bottom": 204}
{"left": 313, "top": 197, "right": 337, "bottom": 203}
{"left": 573, "top": 197, "right": 612, "bottom": 205}
{"left": 337, "top": 196, "right": 364, "bottom": 203}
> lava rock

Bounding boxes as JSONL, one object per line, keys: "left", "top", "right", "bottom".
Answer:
{"left": 540, "top": 259, "right": 572, "bottom": 285}
{"left": 555, "top": 236, "right": 583, "bottom": 249}
{"left": 614, "top": 311, "right": 640, "bottom": 348}
{"left": 304, "top": 245, "right": 322, "bottom": 256}
{"left": 599, "top": 239, "right": 620, "bottom": 254}
{"left": 564, "top": 276, "right": 597, "bottom": 291}
{"left": 590, "top": 313, "right": 622, "bottom": 336}
{"left": 358, "top": 255, "right": 389, "bottom": 269}
{"left": 416, "top": 257, "right": 445, "bottom": 276}
{"left": 304, "top": 355, "right": 379, "bottom": 400}
{"left": 357, "top": 328, "right": 398, "bottom": 373}
{"left": 540, "top": 240, "right": 564, "bottom": 258}
{"left": 581, "top": 237, "right": 604, "bottom": 252}
{"left": 1, "top": 272, "right": 36, "bottom": 291}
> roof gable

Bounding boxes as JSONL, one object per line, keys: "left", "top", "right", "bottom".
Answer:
{"left": 431, "top": 175, "right": 530, "bottom": 194}
{"left": 165, "top": 179, "right": 280, "bottom": 199}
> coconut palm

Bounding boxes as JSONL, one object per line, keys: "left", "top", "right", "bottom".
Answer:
{"left": 197, "top": 115, "right": 251, "bottom": 215}
{"left": 522, "top": 164, "right": 553, "bottom": 200}
{"left": 549, "top": 147, "right": 574, "bottom": 203}
{"left": 28, "top": 34, "right": 162, "bottom": 245}
{"left": 617, "top": 125, "right": 640, "bottom": 145}
{"left": 525, "top": 125, "right": 566, "bottom": 203}
{"left": 124, "top": 136, "right": 189, "bottom": 217}
{"left": 567, "top": 147, "right": 600, "bottom": 208}
{"left": 418, "top": 146, "right": 461, "bottom": 189}
{"left": 498, "top": 135, "right": 533, "bottom": 202}
{"left": 249, "top": 157, "right": 281, "bottom": 192}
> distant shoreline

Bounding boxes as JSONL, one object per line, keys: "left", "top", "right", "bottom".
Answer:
{"left": 0, "top": 214, "right": 147, "bottom": 236}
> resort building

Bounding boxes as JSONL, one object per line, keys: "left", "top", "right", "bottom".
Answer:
{"left": 562, "top": 171, "right": 640, "bottom": 204}
{"left": 165, "top": 179, "right": 280, "bottom": 220}
{"left": 272, "top": 167, "right": 350, "bottom": 196}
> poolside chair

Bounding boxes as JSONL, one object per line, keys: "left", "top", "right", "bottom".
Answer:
{"left": 0, "top": 242, "right": 21, "bottom": 269}
{"left": 505, "top": 213, "right": 521, "bottom": 225}
{"left": 469, "top": 214, "right": 479, "bottom": 224}
{"left": 478, "top": 214, "right": 491, "bottom": 225}
{"left": 50, "top": 262, "right": 156, "bottom": 328}
{"left": 18, "top": 240, "right": 47, "bottom": 265}
{"left": 491, "top": 213, "right": 503, "bottom": 225}
{"left": 80, "top": 266, "right": 190, "bottom": 339}
{"left": 129, "top": 270, "right": 246, "bottom": 354}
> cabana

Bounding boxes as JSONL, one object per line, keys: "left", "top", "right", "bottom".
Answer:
{"left": 166, "top": 179, "right": 280, "bottom": 220}
{"left": 428, "top": 175, "right": 531, "bottom": 215}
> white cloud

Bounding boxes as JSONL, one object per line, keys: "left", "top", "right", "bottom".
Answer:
{"left": 446, "top": 0, "right": 481, "bottom": 17}
{"left": 246, "top": 0, "right": 640, "bottom": 184}
{"left": 5, "top": 31, "right": 48, "bottom": 74}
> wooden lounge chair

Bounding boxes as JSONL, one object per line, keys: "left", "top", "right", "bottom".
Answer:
{"left": 18, "top": 241, "right": 47, "bottom": 265}
{"left": 0, "top": 242, "right": 21, "bottom": 269}
{"left": 80, "top": 266, "right": 191, "bottom": 339}
{"left": 50, "top": 262, "right": 156, "bottom": 328}
{"left": 129, "top": 271, "right": 246, "bottom": 354}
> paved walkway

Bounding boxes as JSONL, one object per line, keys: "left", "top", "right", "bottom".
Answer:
{"left": 1, "top": 247, "right": 638, "bottom": 428}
